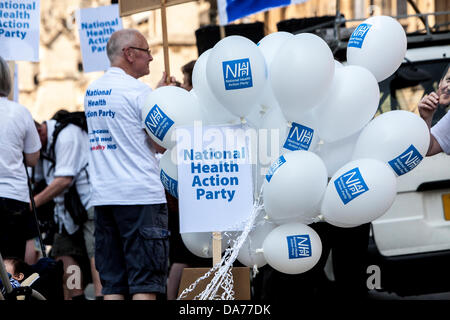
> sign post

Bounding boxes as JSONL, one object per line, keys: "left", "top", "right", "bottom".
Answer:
{"left": 7, "top": 61, "right": 15, "bottom": 101}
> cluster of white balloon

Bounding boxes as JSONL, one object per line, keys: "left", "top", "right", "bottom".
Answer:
{"left": 142, "top": 15, "right": 430, "bottom": 275}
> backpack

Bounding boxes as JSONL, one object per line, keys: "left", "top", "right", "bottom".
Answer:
{"left": 43, "top": 111, "right": 88, "bottom": 171}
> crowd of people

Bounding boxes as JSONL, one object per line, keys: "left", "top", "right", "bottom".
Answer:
{"left": 0, "top": 28, "right": 449, "bottom": 300}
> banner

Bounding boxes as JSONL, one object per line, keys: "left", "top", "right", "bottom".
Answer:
{"left": 217, "top": 0, "right": 309, "bottom": 25}
{"left": 176, "top": 124, "right": 254, "bottom": 233}
{"left": 76, "top": 5, "right": 123, "bottom": 73}
{"left": 0, "top": 0, "right": 40, "bottom": 61}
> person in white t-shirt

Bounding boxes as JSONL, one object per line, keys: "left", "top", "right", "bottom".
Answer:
{"left": 85, "top": 29, "right": 176, "bottom": 301}
{"left": 419, "top": 63, "right": 450, "bottom": 155}
{"left": 0, "top": 56, "right": 41, "bottom": 260}
{"left": 34, "top": 116, "right": 102, "bottom": 300}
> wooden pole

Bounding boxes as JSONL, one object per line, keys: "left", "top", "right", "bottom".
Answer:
{"left": 264, "top": 11, "right": 269, "bottom": 35}
{"left": 212, "top": 231, "right": 222, "bottom": 266}
{"left": 7, "top": 61, "right": 15, "bottom": 101}
{"left": 160, "top": 0, "right": 170, "bottom": 83}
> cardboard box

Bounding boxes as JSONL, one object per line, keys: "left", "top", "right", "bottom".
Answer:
{"left": 178, "top": 267, "right": 251, "bottom": 300}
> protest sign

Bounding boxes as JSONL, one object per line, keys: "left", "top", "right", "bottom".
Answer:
{"left": 177, "top": 124, "right": 254, "bottom": 233}
{"left": 76, "top": 5, "right": 123, "bottom": 73}
{"left": 0, "top": 0, "right": 40, "bottom": 61}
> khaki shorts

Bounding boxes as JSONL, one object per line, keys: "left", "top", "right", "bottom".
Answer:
{"left": 51, "top": 207, "right": 95, "bottom": 259}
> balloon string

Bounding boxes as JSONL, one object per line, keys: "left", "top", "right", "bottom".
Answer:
{"left": 177, "top": 188, "right": 264, "bottom": 300}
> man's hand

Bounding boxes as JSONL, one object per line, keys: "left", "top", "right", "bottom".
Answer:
{"left": 34, "top": 176, "right": 73, "bottom": 208}
{"left": 418, "top": 92, "right": 439, "bottom": 127}
{"left": 156, "top": 71, "right": 178, "bottom": 88}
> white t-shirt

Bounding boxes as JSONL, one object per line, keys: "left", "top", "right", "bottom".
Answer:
{"left": 0, "top": 97, "right": 41, "bottom": 203}
{"left": 431, "top": 111, "right": 450, "bottom": 154}
{"left": 42, "top": 120, "right": 92, "bottom": 234}
{"left": 84, "top": 67, "right": 166, "bottom": 206}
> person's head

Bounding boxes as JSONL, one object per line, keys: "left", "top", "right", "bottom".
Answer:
{"left": 181, "top": 60, "right": 196, "bottom": 91}
{"left": 438, "top": 64, "right": 450, "bottom": 106}
{"left": 51, "top": 109, "right": 69, "bottom": 121}
{"left": 0, "top": 56, "right": 11, "bottom": 98}
{"left": 35, "top": 121, "right": 48, "bottom": 149}
{"left": 4, "top": 257, "right": 33, "bottom": 282}
{"left": 106, "top": 29, "right": 153, "bottom": 79}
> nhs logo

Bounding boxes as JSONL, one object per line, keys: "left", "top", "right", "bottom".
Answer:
{"left": 160, "top": 170, "right": 178, "bottom": 198}
{"left": 287, "top": 235, "right": 312, "bottom": 259}
{"left": 388, "top": 144, "right": 423, "bottom": 176}
{"left": 283, "top": 122, "right": 314, "bottom": 151}
{"left": 222, "top": 58, "right": 253, "bottom": 90}
{"left": 334, "top": 167, "right": 369, "bottom": 205}
{"left": 144, "top": 104, "right": 174, "bottom": 141}
{"left": 266, "top": 155, "right": 286, "bottom": 183}
{"left": 348, "top": 23, "right": 372, "bottom": 48}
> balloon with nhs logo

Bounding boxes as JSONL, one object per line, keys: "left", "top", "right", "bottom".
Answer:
{"left": 141, "top": 86, "right": 204, "bottom": 149}
{"left": 347, "top": 15, "right": 407, "bottom": 82}
{"left": 206, "top": 35, "right": 267, "bottom": 118}
{"left": 321, "top": 158, "right": 397, "bottom": 227}
{"left": 192, "top": 49, "right": 238, "bottom": 125}
{"left": 269, "top": 33, "right": 335, "bottom": 123}
{"left": 352, "top": 110, "right": 430, "bottom": 176}
{"left": 159, "top": 149, "right": 178, "bottom": 198}
{"left": 262, "top": 223, "right": 322, "bottom": 274}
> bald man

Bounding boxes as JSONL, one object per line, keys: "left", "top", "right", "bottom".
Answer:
{"left": 84, "top": 29, "right": 175, "bottom": 300}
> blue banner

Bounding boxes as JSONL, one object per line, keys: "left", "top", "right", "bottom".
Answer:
{"left": 218, "top": 0, "right": 308, "bottom": 25}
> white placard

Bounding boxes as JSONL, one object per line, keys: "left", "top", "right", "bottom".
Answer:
{"left": 76, "top": 5, "right": 123, "bottom": 73}
{"left": 177, "top": 124, "right": 254, "bottom": 233}
{"left": 0, "top": 0, "right": 40, "bottom": 61}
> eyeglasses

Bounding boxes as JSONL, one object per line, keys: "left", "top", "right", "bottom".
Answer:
{"left": 123, "top": 46, "right": 152, "bottom": 55}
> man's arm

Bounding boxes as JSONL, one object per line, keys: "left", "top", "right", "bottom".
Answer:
{"left": 24, "top": 151, "right": 40, "bottom": 167}
{"left": 427, "top": 134, "right": 443, "bottom": 156}
{"left": 34, "top": 176, "right": 73, "bottom": 208}
{"left": 418, "top": 92, "right": 443, "bottom": 156}
{"left": 146, "top": 134, "right": 166, "bottom": 154}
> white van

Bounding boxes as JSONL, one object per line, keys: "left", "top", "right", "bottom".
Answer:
{"left": 367, "top": 42, "right": 450, "bottom": 296}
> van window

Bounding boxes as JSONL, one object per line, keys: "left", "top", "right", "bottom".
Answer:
{"left": 377, "top": 59, "right": 450, "bottom": 126}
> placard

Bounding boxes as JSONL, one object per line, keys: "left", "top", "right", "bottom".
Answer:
{"left": 76, "top": 5, "right": 123, "bottom": 73}
{"left": 118, "top": 0, "right": 196, "bottom": 17}
{"left": 176, "top": 124, "right": 254, "bottom": 233}
{"left": 0, "top": 0, "right": 40, "bottom": 61}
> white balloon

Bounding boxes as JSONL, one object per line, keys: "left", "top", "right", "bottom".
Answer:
{"left": 321, "top": 158, "right": 397, "bottom": 227}
{"left": 263, "top": 151, "right": 327, "bottom": 225}
{"left": 257, "top": 31, "right": 294, "bottom": 110}
{"left": 270, "top": 33, "right": 335, "bottom": 122}
{"left": 313, "top": 65, "right": 380, "bottom": 142}
{"left": 262, "top": 223, "right": 322, "bottom": 274}
{"left": 181, "top": 232, "right": 229, "bottom": 258}
{"left": 159, "top": 149, "right": 178, "bottom": 198}
{"left": 142, "top": 86, "right": 204, "bottom": 149}
{"left": 347, "top": 15, "right": 407, "bottom": 82}
{"left": 254, "top": 105, "right": 285, "bottom": 195}
{"left": 352, "top": 110, "right": 430, "bottom": 176}
{"left": 206, "top": 35, "right": 267, "bottom": 118}
{"left": 192, "top": 49, "right": 238, "bottom": 125}
{"left": 316, "top": 130, "right": 362, "bottom": 178}
{"left": 237, "top": 212, "right": 277, "bottom": 268}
